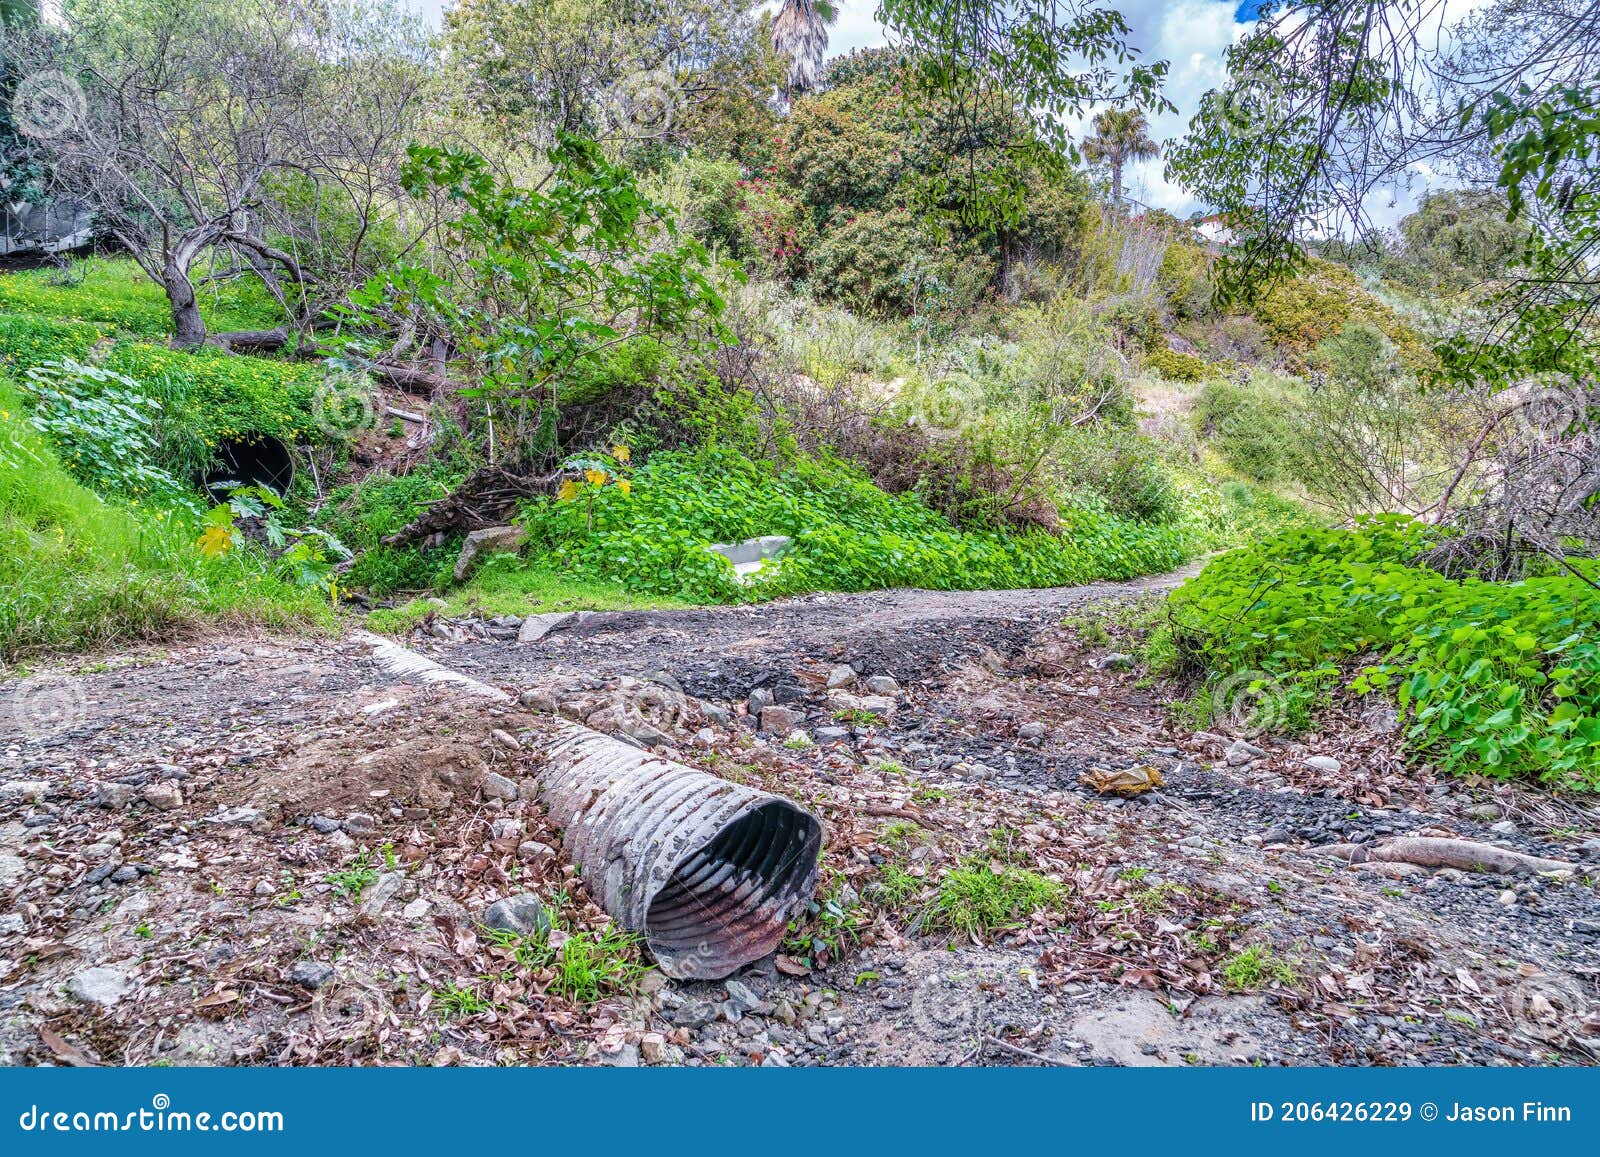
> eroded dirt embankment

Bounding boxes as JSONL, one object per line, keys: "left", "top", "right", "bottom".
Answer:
{"left": 2, "top": 572, "right": 1597, "bottom": 1066}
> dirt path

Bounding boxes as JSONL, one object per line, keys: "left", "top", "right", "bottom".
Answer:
{"left": 3, "top": 571, "right": 1597, "bottom": 1067}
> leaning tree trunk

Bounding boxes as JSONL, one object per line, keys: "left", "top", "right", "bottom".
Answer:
{"left": 163, "top": 260, "right": 208, "bottom": 348}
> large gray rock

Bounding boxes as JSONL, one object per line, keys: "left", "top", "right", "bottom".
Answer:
{"left": 706, "top": 535, "right": 792, "bottom": 581}
{"left": 66, "top": 966, "right": 131, "bottom": 1007}
{"left": 453, "top": 525, "right": 526, "bottom": 583}
{"left": 518, "top": 611, "right": 574, "bottom": 644}
{"left": 481, "top": 893, "right": 550, "bottom": 937}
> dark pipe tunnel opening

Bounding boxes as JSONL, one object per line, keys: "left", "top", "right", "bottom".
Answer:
{"left": 645, "top": 800, "right": 824, "bottom": 970}
{"left": 203, "top": 436, "right": 296, "bottom": 502}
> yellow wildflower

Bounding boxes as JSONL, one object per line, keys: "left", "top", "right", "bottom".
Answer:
{"left": 584, "top": 468, "right": 607, "bottom": 487}
{"left": 557, "top": 479, "right": 578, "bottom": 502}
{"left": 616, "top": 478, "right": 632, "bottom": 495}
{"left": 612, "top": 444, "right": 631, "bottom": 463}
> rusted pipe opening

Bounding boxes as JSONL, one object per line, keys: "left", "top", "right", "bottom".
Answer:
{"left": 645, "top": 800, "right": 822, "bottom": 970}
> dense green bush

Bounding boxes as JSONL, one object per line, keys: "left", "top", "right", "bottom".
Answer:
{"left": 317, "top": 466, "right": 468, "bottom": 596}
{"left": 1055, "top": 428, "right": 1182, "bottom": 523}
{"left": 1145, "top": 347, "right": 1210, "bottom": 382}
{"left": 1191, "top": 378, "right": 1303, "bottom": 484}
{"left": 1168, "top": 520, "right": 1600, "bottom": 789}
{"left": 520, "top": 446, "right": 1194, "bottom": 602}
{"left": 807, "top": 206, "right": 993, "bottom": 319}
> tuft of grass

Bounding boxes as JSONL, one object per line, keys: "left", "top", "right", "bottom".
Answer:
{"left": 432, "top": 982, "right": 494, "bottom": 1018}
{"left": 928, "top": 856, "right": 1063, "bottom": 939}
{"left": 1220, "top": 944, "right": 1297, "bottom": 992}
{"left": 483, "top": 918, "right": 650, "bottom": 1005}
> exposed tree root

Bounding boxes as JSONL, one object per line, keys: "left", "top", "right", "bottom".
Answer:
{"left": 380, "top": 464, "right": 563, "bottom": 546}
{"left": 1326, "top": 837, "right": 1576, "bottom": 876}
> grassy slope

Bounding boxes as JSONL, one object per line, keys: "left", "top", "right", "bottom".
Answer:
{"left": 0, "top": 377, "right": 330, "bottom": 666}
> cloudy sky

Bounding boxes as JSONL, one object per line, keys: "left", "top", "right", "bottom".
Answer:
{"left": 405, "top": 0, "right": 1454, "bottom": 223}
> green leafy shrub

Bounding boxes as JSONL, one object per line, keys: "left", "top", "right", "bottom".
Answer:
{"left": 1055, "top": 428, "right": 1181, "bottom": 523}
{"left": 808, "top": 206, "right": 993, "bottom": 318}
{"left": 1145, "top": 347, "right": 1209, "bottom": 382}
{"left": 317, "top": 466, "right": 468, "bottom": 596}
{"left": 1168, "top": 519, "right": 1600, "bottom": 788}
{"left": 519, "top": 445, "right": 1194, "bottom": 602}
{"left": 1191, "top": 377, "right": 1303, "bottom": 484}
{"left": 16, "top": 360, "right": 195, "bottom": 509}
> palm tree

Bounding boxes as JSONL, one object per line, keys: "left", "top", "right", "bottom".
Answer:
{"left": 1081, "top": 108, "right": 1161, "bottom": 205}
{"left": 772, "top": 0, "right": 837, "bottom": 102}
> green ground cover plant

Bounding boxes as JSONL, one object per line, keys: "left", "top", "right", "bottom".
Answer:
{"left": 1168, "top": 519, "right": 1600, "bottom": 788}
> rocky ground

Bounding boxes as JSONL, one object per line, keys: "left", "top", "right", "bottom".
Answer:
{"left": 3, "top": 571, "right": 1598, "bottom": 1067}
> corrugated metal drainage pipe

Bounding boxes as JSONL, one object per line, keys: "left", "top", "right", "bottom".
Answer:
{"left": 540, "top": 723, "right": 823, "bottom": 980}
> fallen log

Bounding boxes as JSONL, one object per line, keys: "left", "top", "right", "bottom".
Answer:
{"left": 1326, "top": 837, "right": 1576, "bottom": 876}
{"left": 207, "top": 327, "right": 288, "bottom": 353}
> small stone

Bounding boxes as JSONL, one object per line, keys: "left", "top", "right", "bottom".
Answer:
{"left": 761, "top": 1051, "right": 791, "bottom": 1067}
{"left": 110, "top": 865, "right": 140, "bottom": 884}
{"left": 700, "top": 701, "right": 731, "bottom": 727}
{"left": 1018, "top": 722, "right": 1047, "bottom": 741}
{"left": 1489, "top": 819, "right": 1518, "bottom": 835}
{"left": 481, "top": 893, "right": 550, "bottom": 937}
{"left": 1304, "top": 755, "right": 1341, "bottom": 774}
{"left": 826, "top": 664, "right": 857, "bottom": 690}
{"left": 91, "top": 783, "right": 135, "bottom": 810}
{"left": 864, "top": 675, "right": 900, "bottom": 695}
{"left": 759, "top": 706, "right": 800, "bottom": 734}
{"left": 480, "top": 772, "right": 518, "bottom": 801}
{"left": 288, "top": 960, "right": 335, "bottom": 990}
{"left": 672, "top": 1001, "right": 718, "bottom": 1029}
{"left": 307, "top": 815, "right": 341, "bottom": 835}
{"left": 1498, "top": 889, "right": 1518, "bottom": 907}
{"left": 0, "top": 913, "right": 25, "bottom": 935}
{"left": 490, "top": 817, "right": 522, "bottom": 840}
{"left": 1465, "top": 803, "right": 1504, "bottom": 822}
{"left": 140, "top": 782, "right": 182, "bottom": 811}
{"left": 748, "top": 687, "right": 775, "bottom": 713}
{"left": 253, "top": 880, "right": 274, "bottom": 896}
{"left": 207, "top": 806, "right": 266, "bottom": 830}
{"left": 1100, "top": 653, "right": 1135, "bottom": 671}
{"left": 359, "top": 872, "right": 405, "bottom": 917}
{"left": 814, "top": 726, "right": 850, "bottom": 743}
{"left": 402, "top": 898, "right": 431, "bottom": 921}
{"left": 342, "top": 812, "right": 377, "bottom": 836}
{"left": 517, "top": 840, "right": 555, "bottom": 863}
{"left": 1225, "top": 739, "right": 1264, "bottom": 766}
{"left": 640, "top": 1032, "right": 666, "bottom": 1064}
{"left": 66, "top": 967, "right": 131, "bottom": 1006}
{"left": 724, "top": 979, "right": 763, "bottom": 1011}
